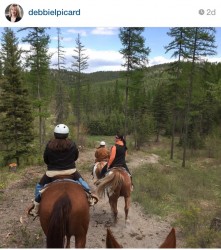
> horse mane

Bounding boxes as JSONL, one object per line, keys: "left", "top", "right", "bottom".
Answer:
{"left": 96, "top": 170, "right": 124, "bottom": 198}
{"left": 47, "top": 194, "right": 72, "bottom": 248}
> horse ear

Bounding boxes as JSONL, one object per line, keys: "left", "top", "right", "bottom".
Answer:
{"left": 159, "top": 228, "right": 176, "bottom": 248}
{"left": 106, "top": 228, "right": 123, "bottom": 248}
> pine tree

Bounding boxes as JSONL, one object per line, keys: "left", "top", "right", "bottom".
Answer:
{"left": 181, "top": 28, "right": 217, "bottom": 167}
{"left": 165, "top": 28, "right": 188, "bottom": 159}
{"left": 19, "top": 27, "right": 50, "bottom": 150}
{"left": 165, "top": 28, "right": 217, "bottom": 166}
{"left": 54, "top": 28, "right": 68, "bottom": 124}
{"left": 0, "top": 28, "right": 34, "bottom": 165}
{"left": 119, "top": 28, "right": 150, "bottom": 137}
{"left": 72, "top": 34, "right": 89, "bottom": 143}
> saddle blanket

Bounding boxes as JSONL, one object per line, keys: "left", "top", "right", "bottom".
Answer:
{"left": 40, "top": 178, "right": 80, "bottom": 194}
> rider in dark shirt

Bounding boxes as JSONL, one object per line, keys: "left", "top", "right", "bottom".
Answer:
{"left": 28, "top": 124, "right": 98, "bottom": 216}
{"left": 100, "top": 134, "right": 132, "bottom": 178}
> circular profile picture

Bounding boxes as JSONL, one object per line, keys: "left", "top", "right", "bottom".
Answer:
{"left": 5, "top": 4, "right": 23, "bottom": 22}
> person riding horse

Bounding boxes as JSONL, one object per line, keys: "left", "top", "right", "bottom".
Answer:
{"left": 100, "top": 134, "right": 133, "bottom": 189}
{"left": 92, "top": 141, "right": 110, "bottom": 178}
{"left": 28, "top": 124, "right": 98, "bottom": 217}
{"left": 95, "top": 141, "right": 110, "bottom": 163}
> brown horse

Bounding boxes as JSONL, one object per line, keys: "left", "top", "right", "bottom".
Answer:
{"left": 106, "top": 228, "right": 176, "bottom": 248}
{"left": 96, "top": 168, "right": 131, "bottom": 224}
{"left": 39, "top": 181, "right": 90, "bottom": 248}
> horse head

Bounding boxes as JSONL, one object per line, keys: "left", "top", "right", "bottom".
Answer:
{"left": 106, "top": 228, "right": 176, "bottom": 248}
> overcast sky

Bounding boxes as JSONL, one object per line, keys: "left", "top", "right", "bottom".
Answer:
{"left": 1, "top": 27, "right": 221, "bottom": 72}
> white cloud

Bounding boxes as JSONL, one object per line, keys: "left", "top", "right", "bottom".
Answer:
{"left": 50, "top": 47, "right": 124, "bottom": 72}
{"left": 18, "top": 43, "right": 221, "bottom": 73}
{"left": 86, "top": 48, "right": 123, "bottom": 72}
{"left": 202, "top": 57, "right": 221, "bottom": 63}
{"left": 66, "top": 29, "right": 87, "bottom": 37}
{"left": 18, "top": 43, "right": 31, "bottom": 51}
{"left": 91, "top": 27, "right": 118, "bottom": 36}
{"left": 149, "top": 56, "right": 221, "bottom": 67}
{"left": 51, "top": 36, "right": 73, "bottom": 42}
{"left": 149, "top": 56, "right": 175, "bottom": 66}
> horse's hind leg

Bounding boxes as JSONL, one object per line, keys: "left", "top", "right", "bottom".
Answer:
{"left": 124, "top": 196, "right": 131, "bottom": 224}
{"left": 75, "top": 235, "right": 87, "bottom": 248}
{"left": 109, "top": 196, "right": 118, "bottom": 224}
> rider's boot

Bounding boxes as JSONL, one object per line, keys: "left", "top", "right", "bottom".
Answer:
{"left": 78, "top": 178, "right": 99, "bottom": 206}
{"left": 99, "top": 163, "right": 108, "bottom": 179}
{"left": 94, "top": 165, "right": 108, "bottom": 186}
{"left": 88, "top": 191, "right": 99, "bottom": 206}
{"left": 27, "top": 183, "right": 43, "bottom": 216}
{"left": 28, "top": 201, "right": 40, "bottom": 217}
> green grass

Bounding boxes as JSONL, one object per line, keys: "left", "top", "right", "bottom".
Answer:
{"left": 133, "top": 163, "right": 221, "bottom": 215}
{"left": 0, "top": 164, "right": 40, "bottom": 193}
{"left": 131, "top": 139, "right": 221, "bottom": 247}
{"left": 0, "top": 167, "right": 20, "bottom": 189}
{"left": 85, "top": 135, "right": 118, "bottom": 148}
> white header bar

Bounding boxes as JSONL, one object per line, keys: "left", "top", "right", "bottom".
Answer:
{"left": 1, "top": 0, "right": 220, "bottom": 27}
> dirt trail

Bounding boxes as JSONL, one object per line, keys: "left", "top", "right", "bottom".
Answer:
{"left": 0, "top": 148, "right": 181, "bottom": 248}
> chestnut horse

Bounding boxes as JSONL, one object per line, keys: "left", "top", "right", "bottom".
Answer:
{"left": 96, "top": 168, "right": 131, "bottom": 224}
{"left": 39, "top": 181, "right": 90, "bottom": 248}
{"left": 106, "top": 228, "right": 176, "bottom": 248}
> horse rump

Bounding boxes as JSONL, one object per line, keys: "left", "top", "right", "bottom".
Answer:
{"left": 96, "top": 170, "right": 124, "bottom": 198}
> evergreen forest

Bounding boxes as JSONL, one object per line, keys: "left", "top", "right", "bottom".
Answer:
{"left": 0, "top": 27, "right": 221, "bottom": 168}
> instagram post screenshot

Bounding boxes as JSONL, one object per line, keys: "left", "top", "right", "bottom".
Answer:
{"left": 0, "top": 0, "right": 220, "bottom": 248}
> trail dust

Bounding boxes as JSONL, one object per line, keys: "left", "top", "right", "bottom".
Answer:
{"left": 0, "top": 148, "right": 182, "bottom": 248}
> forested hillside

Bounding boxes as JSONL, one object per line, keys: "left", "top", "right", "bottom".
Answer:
{"left": 0, "top": 27, "right": 221, "bottom": 168}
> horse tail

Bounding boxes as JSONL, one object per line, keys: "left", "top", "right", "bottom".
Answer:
{"left": 97, "top": 170, "right": 124, "bottom": 197}
{"left": 46, "top": 194, "right": 71, "bottom": 248}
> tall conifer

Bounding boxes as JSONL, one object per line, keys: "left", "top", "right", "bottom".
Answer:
{"left": 19, "top": 27, "right": 50, "bottom": 150}
{"left": 119, "top": 28, "right": 150, "bottom": 137}
{"left": 72, "top": 34, "right": 89, "bottom": 143}
{"left": 0, "top": 28, "right": 34, "bottom": 165}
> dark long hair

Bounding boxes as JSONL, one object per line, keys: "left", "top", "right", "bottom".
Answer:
{"left": 47, "top": 138, "right": 72, "bottom": 152}
{"left": 116, "top": 134, "right": 127, "bottom": 150}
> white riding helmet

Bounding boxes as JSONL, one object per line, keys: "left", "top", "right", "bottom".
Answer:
{"left": 100, "top": 141, "right": 106, "bottom": 146}
{"left": 54, "top": 124, "right": 69, "bottom": 139}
